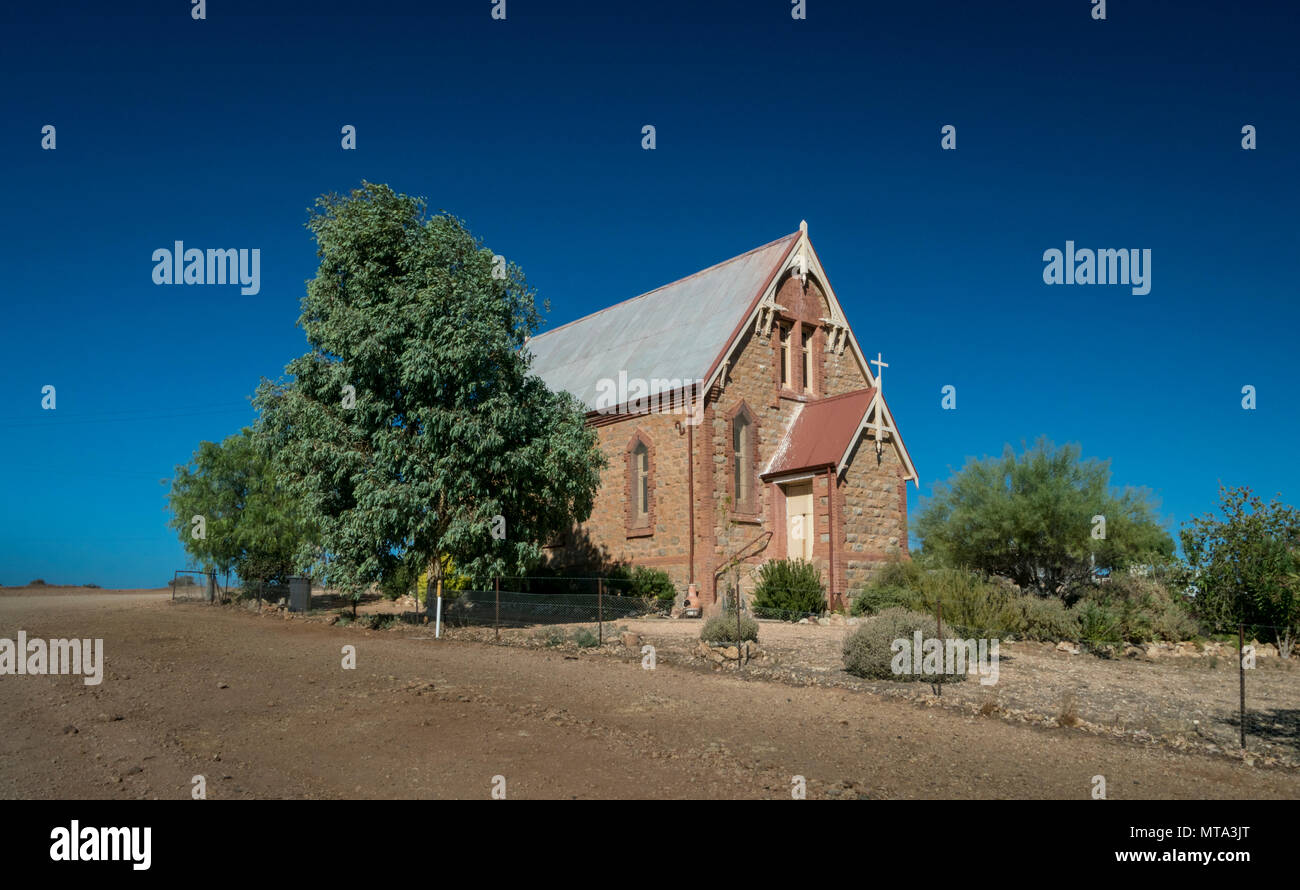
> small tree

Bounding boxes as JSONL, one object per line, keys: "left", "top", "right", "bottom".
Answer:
{"left": 1180, "top": 485, "right": 1300, "bottom": 651}
{"left": 167, "top": 428, "right": 315, "bottom": 585}
{"left": 915, "top": 438, "right": 1174, "bottom": 597}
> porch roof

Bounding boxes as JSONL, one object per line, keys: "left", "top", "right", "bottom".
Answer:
{"left": 763, "top": 388, "right": 876, "bottom": 478}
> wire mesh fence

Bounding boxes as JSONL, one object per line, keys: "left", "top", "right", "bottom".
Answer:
{"left": 442, "top": 587, "right": 660, "bottom": 628}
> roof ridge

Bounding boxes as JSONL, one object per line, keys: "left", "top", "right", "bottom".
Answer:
{"left": 804, "top": 387, "right": 875, "bottom": 407}
{"left": 529, "top": 230, "right": 800, "bottom": 343}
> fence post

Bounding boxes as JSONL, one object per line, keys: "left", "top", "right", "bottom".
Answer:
{"left": 936, "top": 600, "right": 943, "bottom": 697}
{"left": 495, "top": 576, "right": 500, "bottom": 642}
{"left": 735, "top": 579, "right": 742, "bottom": 671}
{"left": 598, "top": 578, "right": 603, "bottom": 646}
{"left": 1239, "top": 624, "right": 1247, "bottom": 750}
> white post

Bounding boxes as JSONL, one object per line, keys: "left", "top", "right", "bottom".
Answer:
{"left": 435, "top": 595, "right": 443, "bottom": 639}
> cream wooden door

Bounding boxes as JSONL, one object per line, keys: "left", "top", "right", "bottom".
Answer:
{"left": 785, "top": 482, "right": 814, "bottom": 560}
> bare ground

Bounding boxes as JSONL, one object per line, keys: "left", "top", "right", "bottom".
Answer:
{"left": 1, "top": 586, "right": 1297, "bottom": 799}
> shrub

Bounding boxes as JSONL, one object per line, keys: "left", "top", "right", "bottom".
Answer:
{"left": 899, "top": 569, "right": 1022, "bottom": 636}
{"left": 628, "top": 565, "right": 677, "bottom": 610}
{"left": 853, "top": 563, "right": 1023, "bottom": 634}
{"left": 1072, "top": 600, "right": 1122, "bottom": 649}
{"left": 701, "top": 614, "right": 759, "bottom": 644}
{"left": 360, "top": 613, "right": 396, "bottom": 630}
{"left": 842, "top": 607, "right": 965, "bottom": 683}
{"left": 572, "top": 628, "right": 600, "bottom": 648}
{"left": 1070, "top": 575, "right": 1199, "bottom": 644}
{"left": 751, "top": 559, "right": 825, "bottom": 619}
{"left": 28, "top": 579, "right": 47, "bottom": 587}
{"left": 379, "top": 562, "right": 418, "bottom": 601}
{"left": 1018, "top": 596, "right": 1080, "bottom": 642}
{"left": 850, "top": 585, "right": 912, "bottom": 616}
{"left": 1151, "top": 599, "right": 1198, "bottom": 642}
{"left": 849, "top": 557, "right": 1195, "bottom": 646}
{"left": 873, "top": 558, "right": 924, "bottom": 590}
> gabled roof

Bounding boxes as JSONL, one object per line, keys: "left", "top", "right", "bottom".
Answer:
{"left": 763, "top": 387, "right": 918, "bottom": 486}
{"left": 764, "top": 389, "right": 875, "bottom": 477}
{"left": 526, "top": 232, "right": 799, "bottom": 411}
{"left": 526, "top": 225, "right": 919, "bottom": 487}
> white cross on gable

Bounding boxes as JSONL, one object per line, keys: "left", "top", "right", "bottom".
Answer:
{"left": 870, "top": 352, "right": 888, "bottom": 393}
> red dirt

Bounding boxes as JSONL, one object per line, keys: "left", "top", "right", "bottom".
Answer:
{"left": 1, "top": 587, "right": 1297, "bottom": 799}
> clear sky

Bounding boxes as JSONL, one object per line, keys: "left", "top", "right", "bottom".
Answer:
{"left": 1, "top": 0, "right": 1295, "bottom": 588}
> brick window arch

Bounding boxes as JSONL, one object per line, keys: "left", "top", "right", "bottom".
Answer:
{"left": 728, "top": 402, "right": 760, "bottom": 519}
{"left": 625, "top": 429, "right": 655, "bottom": 537}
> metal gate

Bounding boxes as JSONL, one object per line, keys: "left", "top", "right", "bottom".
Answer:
{"left": 171, "top": 569, "right": 217, "bottom": 602}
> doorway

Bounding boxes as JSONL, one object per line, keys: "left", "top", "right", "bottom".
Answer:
{"left": 783, "top": 481, "right": 814, "bottom": 560}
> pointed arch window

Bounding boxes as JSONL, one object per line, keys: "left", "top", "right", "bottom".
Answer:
{"left": 779, "top": 324, "right": 792, "bottom": 388}
{"left": 625, "top": 431, "right": 655, "bottom": 536}
{"left": 801, "top": 325, "right": 814, "bottom": 394}
{"left": 729, "top": 404, "right": 758, "bottom": 517}
{"left": 634, "top": 443, "right": 649, "bottom": 521}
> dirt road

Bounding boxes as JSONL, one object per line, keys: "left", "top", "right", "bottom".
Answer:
{"left": 1, "top": 588, "right": 1296, "bottom": 799}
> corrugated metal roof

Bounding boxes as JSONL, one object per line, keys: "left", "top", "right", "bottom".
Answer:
{"left": 526, "top": 232, "right": 799, "bottom": 411}
{"left": 764, "top": 388, "right": 875, "bottom": 477}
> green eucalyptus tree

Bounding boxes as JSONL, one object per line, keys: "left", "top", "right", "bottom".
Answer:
{"left": 254, "top": 182, "right": 602, "bottom": 610}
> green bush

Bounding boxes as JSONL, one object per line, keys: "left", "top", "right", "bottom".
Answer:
{"left": 1151, "top": 598, "right": 1198, "bottom": 642}
{"left": 851, "top": 560, "right": 923, "bottom": 616}
{"left": 849, "top": 558, "right": 1196, "bottom": 646}
{"left": 1018, "top": 596, "right": 1080, "bottom": 641}
{"left": 1069, "top": 575, "right": 1199, "bottom": 644}
{"left": 379, "top": 562, "right": 418, "bottom": 601}
{"left": 572, "top": 628, "right": 600, "bottom": 648}
{"left": 842, "top": 607, "right": 964, "bottom": 683}
{"left": 852, "top": 563, "right": 1020, "bottom": 634}
{"left": 751, "top": 559, "right": 825, "bottom": 619}
{"left": 897, "top": 568, "right": 1020, "bottom": 636}
{"left": 872, "top": 559, "right": 924, "bottom": 589}
{"left": 850, "top": 585, "right": 912, "bottom": 616}
{"left": 628, "top": 565, "right": 677, "bottom": 610}
{"left": 1072, "top": 600, "right": 1122, "bottom": 647}
{"left": 701, "top": 614, "right": 759, "bottom": 644}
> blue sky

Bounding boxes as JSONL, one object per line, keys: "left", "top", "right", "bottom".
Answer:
{"left": 1, "top": 0, "right": 1295, "bottom": 588}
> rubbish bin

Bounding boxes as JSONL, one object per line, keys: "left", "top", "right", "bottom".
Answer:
{"left": 288, "top": 577, "right": 311, "bottom": 613}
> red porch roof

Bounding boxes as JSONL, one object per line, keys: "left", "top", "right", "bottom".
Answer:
{"left": 763, "top": 388, "right": 876, "bottom": 478}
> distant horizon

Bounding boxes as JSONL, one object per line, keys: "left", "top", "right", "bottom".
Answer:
{"left": 3, "top": 0, "right": 1296, "bottom": 588}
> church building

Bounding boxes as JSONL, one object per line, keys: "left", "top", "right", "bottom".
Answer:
{"left": 527, "top": 222, "right": 917, "bottom": 612}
